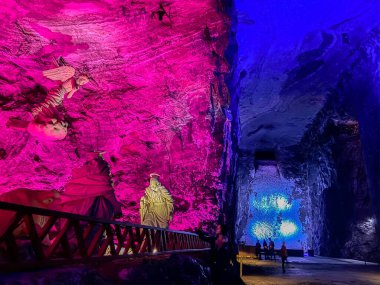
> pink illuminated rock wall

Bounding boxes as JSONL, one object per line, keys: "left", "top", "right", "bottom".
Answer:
{"left": 0, "top": 0, "right": 231, "bottom": 230}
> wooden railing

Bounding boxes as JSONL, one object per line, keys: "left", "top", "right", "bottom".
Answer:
{"left": 0, "top": 201, "right": 210, "bottom": 271}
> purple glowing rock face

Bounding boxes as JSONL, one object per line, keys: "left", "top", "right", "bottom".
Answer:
{"left": 0, "top": 1, "right": 230, "bottom": 230}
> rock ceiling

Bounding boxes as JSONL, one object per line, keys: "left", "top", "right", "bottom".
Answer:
{"left": 235, "top": 0, "right": 380, "bottom": 151}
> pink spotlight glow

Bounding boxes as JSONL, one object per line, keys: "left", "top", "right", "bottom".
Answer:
{"left": 0, "top": 0, "right": 231, "bottom": 231}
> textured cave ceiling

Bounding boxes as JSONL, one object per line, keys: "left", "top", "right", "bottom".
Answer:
{"left": 0, "top": 0, "right": 230, "bottom": 229}
{"left": 235, "top": 0, "right": 380, "bottom": 151}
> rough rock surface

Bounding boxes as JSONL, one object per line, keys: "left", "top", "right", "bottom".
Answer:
{"left": 283, "top": 103, "right": 379, "bottom": 261}
{"left": 233, "top": 0, "right": 380, "bottom": 261}
{"left": 0, "top": 0, "right": 231, "bottom": 230}
{"left": 278, "top": 23, "right": 380, "bottom": 260}
{"left": 235, "top": 0, "right": 379, "bottom": 151}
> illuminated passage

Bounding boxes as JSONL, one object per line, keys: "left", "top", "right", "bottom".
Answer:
{"left": 241, "top": 163, "right": 305, "bottom": 249}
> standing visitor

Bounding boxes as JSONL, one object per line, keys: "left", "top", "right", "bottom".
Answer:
{"left": 196, "top": 224, "right": 241, "bottom": 284}
{"left": 263, "top": 239, "right": 269, "bottom": 260}
{"left": 280, "top": 241, "right": 288, "bottom": 273}
{"left": 255, "top": 240, "right": 262, "bottom": 260}
{"left": 269, "top": 238, "right": 275, "bottom": 260}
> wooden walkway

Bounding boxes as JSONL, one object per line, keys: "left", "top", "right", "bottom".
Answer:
{"left": 0, "top": 201, "right": 210, "bottom": 271}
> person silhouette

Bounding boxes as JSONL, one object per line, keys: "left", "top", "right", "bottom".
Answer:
{"left": 263, "top": 239, "right": 268, "bottom": 260}
{"left": 196, "top": 223, "right": 235, "bottom": 284}
{"left": 269, "top": 238, "right": 275, "bottom": 260}
{"left": 255, "top": 240, "right": 262, "bottom": 260}
{"left": 280, "top": 241, "right": 288, "bottom": 273}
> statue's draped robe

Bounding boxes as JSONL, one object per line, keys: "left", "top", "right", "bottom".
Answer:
{"left": 27, "top": 86, "right": 68, "bottom": 140}
{"left": 140, "top": 185, "right": 173, "bottom": 228}
{"left": 32, "top": 65, "right": 76, "bottom": 120}
{"left": 32, "top": 86, "right": 66, "bottom": 120}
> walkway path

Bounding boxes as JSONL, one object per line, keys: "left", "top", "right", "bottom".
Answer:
{"left": 241, "top": 256, "right": 380, "bottom": 285}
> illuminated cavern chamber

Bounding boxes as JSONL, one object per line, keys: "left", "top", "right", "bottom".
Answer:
{"left": 238, "top": 160, "right": 306, "bottom": 249}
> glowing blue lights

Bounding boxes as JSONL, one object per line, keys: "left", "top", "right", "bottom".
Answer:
{"left": 279, "top": 220, "right": 297, "bottom": 237}
{"left": 241, "top": 164, "right": 305, "bottom": 248}
{"left": 247, "top": 191, "right": 304, "bottom": 248}
{"left": 276, "top": 196, "right": 291, "bottom": 211}
{"left": 252, "top": 220, "right": 298, "bottom": 240}
{"left": 252, "top": 222, "right": 274, "bottom": 239}
{"left": 253, "top": 194, "right": 291, "bottom": 212}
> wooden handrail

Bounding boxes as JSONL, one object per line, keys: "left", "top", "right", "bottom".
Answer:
{"left": 0, "top": 202, "right": 198, "bottom": 235}
{"left": 0, "top": 201, "right": 210, "bottom": 271}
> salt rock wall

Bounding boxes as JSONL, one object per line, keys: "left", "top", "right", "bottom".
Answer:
{"left": 308, "top": 117, "right": 377, "bottom": 261}
{"left": 279, "top": 22, "right": 380, "bottom": 261}
{"left": 233, "top": 0, "right": 379, "bottom": 260}
{"left": 280, "top": 95, "right": 379, "bottom": 262}
{"left": 0, "top": 0, "right": 231, "bottom": 230}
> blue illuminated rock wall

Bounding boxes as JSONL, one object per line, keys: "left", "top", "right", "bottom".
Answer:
{"left": 286, "top": 101, "right": 379, "bottom": 261}
{"left": 235, "top": 154, "right": 308, "bottom": 250}
{"left": 233, "top": 0, "right": 379, "bottom": 260}
{"left": 281, "top": 21, "right": 380, "bottom": 262}
{"left": 242, "top": 162, "right": 305, "bottom": 249}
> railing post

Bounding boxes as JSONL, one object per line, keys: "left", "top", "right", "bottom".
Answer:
{"left": 2, "top": 231, "right": 19, "bottom": 262}
{"left": 151, "top": 229, "right": 161, "bottom": 253}
{"left": 61, "top": 232, "right": 72, "bottom": 259}
{"left": 124, "top": 226, "right": 135, "bottom": 254}
{"left": 138, "top": 228, "right": 151, "bottom": 253}
{"left": 167, "top": 232, "right": 173, "bottom": 250}
{"left": 147, "top": 229, "right": 153, "bottom": 253}
{"left": 45, "top": 219, "right": 72, "bottom": 259}
{"left": 136, "top": 227, "right": 145, "bottom": 253}
{"left": 173, "top": 233, "right": 178, "bottom": 250}
{"left": 73, "top": 220, "right": 87, "bottom": 258}
{"left": 185, "top": 234, "right": 189, "bottom": 249}
{"left": 179, "top": 234, "right": 183, "bottom": 250}
{"left": 161, "top": 230, "right": 167, "bottom": 251}
{"left": 23, "top": 214, "right": 45, "bottom": 261}
{"left": 114, "top": 224, "right": 125, "bottom": 255}
{"left": 98, "top": 224, "right": 116, "bottom": 256}
{"left": 86, "top": 224, "right": 104, "bottom": 257}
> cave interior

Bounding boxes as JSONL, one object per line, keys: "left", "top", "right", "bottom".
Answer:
{"left": 0, "top": 0, "right": 379, "bottom": 267}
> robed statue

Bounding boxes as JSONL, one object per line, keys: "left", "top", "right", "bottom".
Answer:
{"left": 140, "top": 173, "right": 174, "bottom": 228}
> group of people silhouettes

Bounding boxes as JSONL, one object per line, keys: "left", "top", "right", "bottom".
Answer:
{"left": 255, "top": 238, "right": 276, "bottom": 260}
{"left": 256, "top": 239, "right": 288, "bottom": 273}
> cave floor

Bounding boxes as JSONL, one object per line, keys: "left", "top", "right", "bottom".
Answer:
{"left": 241, "top": 256, "right": 380, "bottom": 285}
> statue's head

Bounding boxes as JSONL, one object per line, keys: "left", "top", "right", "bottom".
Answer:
{"left": 149, "top": 173, "right": 161, "bottom": 189}
{"left": 76, "top": 75, "right": 89, "bottom": 86}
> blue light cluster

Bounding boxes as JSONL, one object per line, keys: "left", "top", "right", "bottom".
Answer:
{"left": 279, "top": 220, "right": 297, "bottom": 237}
{"left": 252, "top": 194, "right": 292, "bottom": 212}
{"left": 241, "top": 164, "right": 305, "bottom": 249}
{"left": 246, "top": 189, "right": 304, "bottom": 248}
{"left": 252, "top": 222, "right": 273, "bottom": 239}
